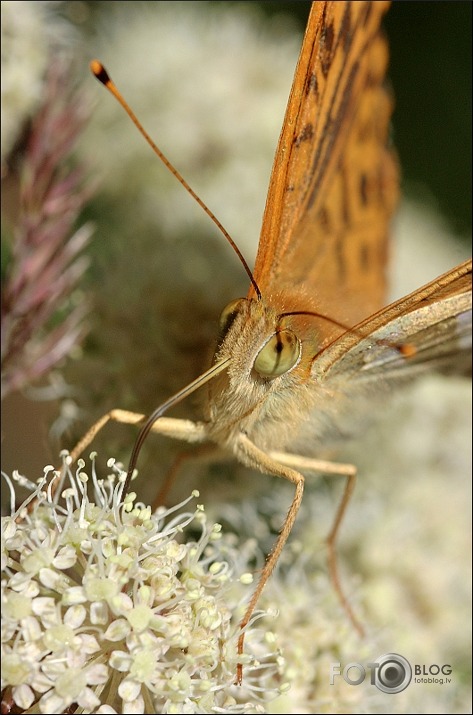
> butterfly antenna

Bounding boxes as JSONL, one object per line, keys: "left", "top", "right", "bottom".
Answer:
{"left": 90, "top": 60, "right": 262, "bottom": 300}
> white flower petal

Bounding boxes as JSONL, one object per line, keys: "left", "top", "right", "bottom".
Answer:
{"left": 91, "top": 600, "right": 109, "bottom": 625}
{"left": 61, "top": 585, "right": 87, "bottom": 605}
{"left": 109, "top": 649, "right": 133, "bottom": 671}
{"left": 118, "top": 677, "right": 141, "bottom": 701}
{"left": 123, "top": 694, "right": 145, "bottom": 714}
{"left": 77, "top": 687, "right": 102, "bottom": 712}
{"left": 110, "top": 591, "right": 133, "bottom": 614}
{"left": 52, "top": 545, "right": 77, "bottom": 569}
{"left": 31, "top": 596, "right": 58, "bottom": 624}
{"left": 78, "top": 633, "right": 100, "bottom": 655}
{"left": 104, "top": 618, "right": 130, "bottom": 641}
{"left": 85, "top": 663, "right": 109, "bottom": 685}
{"left": 39, "top": 689, "right": 67, "bottom": 714}
{"left": 64, "top": 604, "right": 86, "bottom": 628}
{"left": 8, "top": 571, "right": 36, "bottom": 592}
{"left": 38, "top": 567, "right": 66, "bottom": 591}
{"left": 12, "top": 683, "right": 35, "bottom": 709}
{"left": 2, "top": 517, "right": 17, "bottom": 540}
{"left": 20, "top": 615, "right": 42, "bottom": 642}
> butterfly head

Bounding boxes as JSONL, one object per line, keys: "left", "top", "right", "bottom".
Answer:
{"left": 218, "top": 298, "right": 301, "bottom": 379}
{"left": 203, "top": 296, "right": 325, "bottom": 449}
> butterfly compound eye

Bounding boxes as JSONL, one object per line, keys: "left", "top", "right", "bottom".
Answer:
{"left": 254, "top": 330, "right": 301, "bottom": 378}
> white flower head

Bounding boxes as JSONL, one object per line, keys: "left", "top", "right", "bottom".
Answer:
{"left": 1, "top": 0, "right": 76, "bottom": 168}
{"left": 1, "top": 454, "right": 283, "bottom": 714}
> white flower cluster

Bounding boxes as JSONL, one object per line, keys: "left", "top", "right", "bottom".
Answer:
{"left": 1, "top": 0, "right": 75, "bottom": 170}
{"left": 1, "top": 454, "right": 283, "bottom": 714}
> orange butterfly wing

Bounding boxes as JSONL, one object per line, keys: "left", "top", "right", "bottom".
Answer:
{"left": 250, "top": 1, "right": 397, "bottom": 335}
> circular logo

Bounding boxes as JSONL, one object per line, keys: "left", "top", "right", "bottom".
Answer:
{"left": 373, "top": 653, "right": 412, "bottom": 694}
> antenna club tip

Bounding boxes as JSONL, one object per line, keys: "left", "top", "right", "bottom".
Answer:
{"left": 90, "top": 59, "right": 110, "bottom": 86}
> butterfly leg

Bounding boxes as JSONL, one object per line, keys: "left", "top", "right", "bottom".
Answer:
{"left": 34, "top": 410, "right": 207, "bottom": 504}
{"left": 270, "top": 451, "right": 362, "bottom": 635}
{"left": 68, "top": 409, "right": 142, "bottom": 464}
{"left": 68, "top": 409, "right": 207, "bottom": 465}
{"left": 30, "top": 410, "right": 205, "bottom": 507}
{"left": 325, "top": 469, "right": 363, "bottom": 636}
{"left": 27, "top": 410, "right": 150, "bottom": 509}
{"left": 234, "top": 433, "right": 305, "bottom": 684}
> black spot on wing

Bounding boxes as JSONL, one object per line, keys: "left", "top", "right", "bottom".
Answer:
{"left": 294, "top": 123, "right": 314, "bottom": 147}
{"left": 306, "top": 72, "right": 318, "bottom": 98}
{"left": 320, "top": 21, "right": 335, "bottom": 76}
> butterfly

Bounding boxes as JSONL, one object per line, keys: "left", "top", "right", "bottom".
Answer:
{"left": 79, "top": 0, "right": 472, "bottom": 681}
